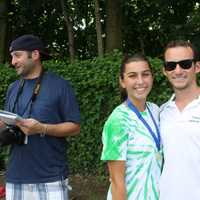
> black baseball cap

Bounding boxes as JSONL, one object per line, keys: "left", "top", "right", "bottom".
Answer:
{"left": 9, "top": 34, "right": 52, "bottom": 60}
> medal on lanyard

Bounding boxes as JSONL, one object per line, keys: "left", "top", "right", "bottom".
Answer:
{"left": 126, "top": 99, "right": 161, "bottom": 151}
{"left": 156, "top": 151, "right": 162, "bottom": 162}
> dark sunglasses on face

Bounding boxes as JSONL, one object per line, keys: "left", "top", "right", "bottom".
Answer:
{"left": 164, "top": 59, "right": 195, "bottom": 71}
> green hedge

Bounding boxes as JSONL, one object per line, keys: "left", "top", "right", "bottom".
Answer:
{"left": 0, "top": 52, "right": 173, "bottom": 175}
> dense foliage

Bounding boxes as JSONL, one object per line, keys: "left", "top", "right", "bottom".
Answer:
{"left": 1, "top": 0, "right": 200, "bottom": 62}
{"left": 0, "top": 53, "right": 173, "bottom": 175}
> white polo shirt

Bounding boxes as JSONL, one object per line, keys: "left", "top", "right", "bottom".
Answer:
{"left": 160, "top": 94, "right": 200, "bottom": 200}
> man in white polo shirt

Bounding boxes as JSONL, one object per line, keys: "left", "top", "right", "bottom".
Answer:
{"left": 160, "top": 40, "right": 200, "bottom": 200}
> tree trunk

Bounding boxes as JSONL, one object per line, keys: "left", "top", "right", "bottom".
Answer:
{"left": 0, "top": 0, "right": 8, "bottom": 63}
{"left": 138, "top": 36, "right": 145, "bottom": 54}
{"left": 94, "top": 0, "right": 104, "bottom": 57}
{"left": 105, "top": 0, "right": 122, "bottom": 53}
{"left": 60, "top": 0, "right": 75, "bottom": 63}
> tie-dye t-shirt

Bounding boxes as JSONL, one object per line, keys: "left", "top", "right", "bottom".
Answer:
{"left": 101, "top": 102, "right": 162, "bottom": 200}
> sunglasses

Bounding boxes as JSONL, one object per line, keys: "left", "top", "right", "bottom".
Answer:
{"left": 164, "top": 59, "right": 195, "bottom": 71}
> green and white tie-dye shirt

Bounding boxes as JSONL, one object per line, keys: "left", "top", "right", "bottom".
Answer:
{"left": 101, "top": 102, "right": 162, "bottom": 200}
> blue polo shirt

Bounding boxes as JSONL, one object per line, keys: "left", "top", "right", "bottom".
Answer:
{"left": 5, "top": 71, "right": 80, "bottom": 184}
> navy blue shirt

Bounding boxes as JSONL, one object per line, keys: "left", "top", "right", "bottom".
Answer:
{"left": 5, "top": 71, "right": 80, "bottom": 184}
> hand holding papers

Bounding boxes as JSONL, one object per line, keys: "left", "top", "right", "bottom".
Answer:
{"left": 0, "top": 110, "right": 23, "bottom": 125}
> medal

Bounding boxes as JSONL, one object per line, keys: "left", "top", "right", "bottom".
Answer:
{"left": 156, "top": 151, "right": 162, "bottom": 162}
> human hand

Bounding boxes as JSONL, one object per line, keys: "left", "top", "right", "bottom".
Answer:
{"left": 15, "top": 118, "right": 45, "bottom": 135}
{"left": 0, "top": 121, "right": 5, "bottom": 129}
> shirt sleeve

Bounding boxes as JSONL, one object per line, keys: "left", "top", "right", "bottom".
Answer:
{"left": 59, "top": 80, "right": 80, "bottom": 123}
{"left": 101, "top": 112, "right": 128, "bottom": 161}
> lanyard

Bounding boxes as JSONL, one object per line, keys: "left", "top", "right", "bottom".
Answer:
{"left": 8, "top": 70, "right": 44, "bottom": 144}
{"left": 126, "top": 99, "right": 161, "bottom": 151}
{"left": 12, "top": 69, "right": 44, "bottom": 117}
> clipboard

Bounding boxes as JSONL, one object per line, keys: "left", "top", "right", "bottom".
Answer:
{"left": 0, "top": 110, "right": 23, "bottom": 125}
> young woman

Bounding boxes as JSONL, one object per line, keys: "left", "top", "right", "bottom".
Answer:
{"left": 101, "top": 54, "right": 162, "bottom": 200}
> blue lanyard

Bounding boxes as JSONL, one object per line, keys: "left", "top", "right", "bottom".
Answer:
{"left": 126, "top": 99, "right": 161, "bottom": 151}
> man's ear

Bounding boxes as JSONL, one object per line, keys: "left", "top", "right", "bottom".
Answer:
{"left": 162, "top": 67, "right": 167, "bottom": 76}
{"left": 32, "top": 50, "right": 40, "bottom": 60}
{"left": 195, "top": 61, "right": 200, "bottom": 74}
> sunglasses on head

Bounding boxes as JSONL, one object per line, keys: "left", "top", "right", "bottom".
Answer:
{"left": 164, "top": 59, "right": 195, "bottom": 71}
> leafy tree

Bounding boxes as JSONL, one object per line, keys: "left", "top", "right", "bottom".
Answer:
{"left": 0, "top": 0, "right": 9, "bottom": 63}
{"left": 122, "top": 0, "right": 199, "bottom": 57}
{"left": 1, "top": 0, "right": 200, "bottom": 61}
{"left": 105, "top": 0, "right": 122, "bottom": 53}
{"left": 60, "top": 0, "right": 75, "bottom": 62}
{"left": 94, "top": 0, "right": 104, "bottom": 57}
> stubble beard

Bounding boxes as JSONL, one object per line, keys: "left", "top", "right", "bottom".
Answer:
{"left": 19, "top": 59, "right": 35, "bottom": 78}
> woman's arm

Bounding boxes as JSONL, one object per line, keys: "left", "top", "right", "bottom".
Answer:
{"left": 108, "top": 160, "right": 126, "bottom": 200}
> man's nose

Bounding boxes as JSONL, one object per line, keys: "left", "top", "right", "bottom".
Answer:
{"left": 174, "top": 64, "right": 183, "bottom": 73}
{"left": 11, "top": 57, "right": 17, "bottom": 66}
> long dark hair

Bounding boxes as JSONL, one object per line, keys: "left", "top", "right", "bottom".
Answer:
{"left": 120, "top": 53, "right": 151, "bottom": 101}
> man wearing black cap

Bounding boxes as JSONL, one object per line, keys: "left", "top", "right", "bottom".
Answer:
{"left": 2, "top": 34, "right": 80, "bottom": 200}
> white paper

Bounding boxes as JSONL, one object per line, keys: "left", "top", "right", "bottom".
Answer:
{"left": 0, "top": 110, "right": 23, "bottom": 125}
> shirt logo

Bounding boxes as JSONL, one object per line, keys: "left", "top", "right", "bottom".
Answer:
{"left": 189, "top": 116, "right": 200, "bottom": 123}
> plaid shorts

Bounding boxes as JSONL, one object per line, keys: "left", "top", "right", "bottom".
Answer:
{"left": 6, "top": 179, "right": 69, "bottom": 200}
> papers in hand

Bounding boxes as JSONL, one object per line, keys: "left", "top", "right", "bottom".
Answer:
{"left": 0, "top": 110, "right": 23, "bottom": 125}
